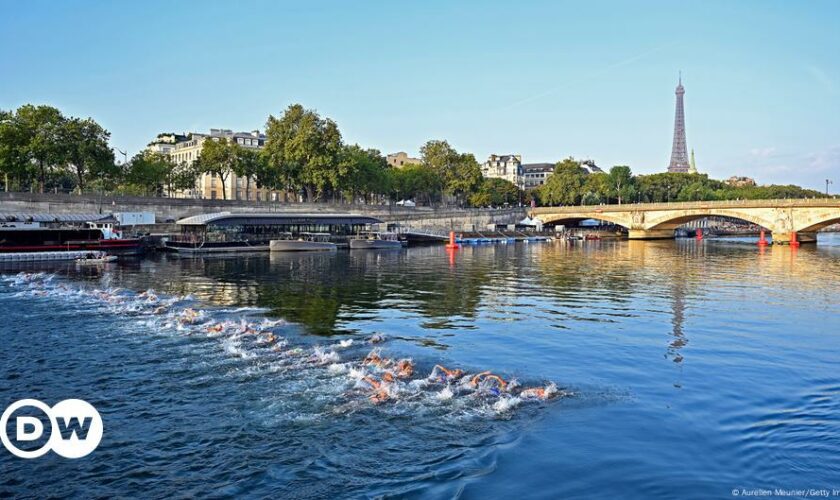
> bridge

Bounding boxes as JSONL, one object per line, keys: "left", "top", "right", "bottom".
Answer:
{"left": 530, "top": 198, "right": 840, "bottom": 244}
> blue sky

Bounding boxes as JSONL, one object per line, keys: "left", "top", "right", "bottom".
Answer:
{"left": 1, "top": 0, "right": 838, "bottom": 190}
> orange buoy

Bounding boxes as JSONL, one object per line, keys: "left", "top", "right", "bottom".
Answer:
{"left": 445, "top": 231, "right": 460, "bottom": 249}
{"left": 695, "top": 228, "right": 703, "bottom": 240}
{"left": 757, "top": 229, "right": 768, "bottom": 246}
{"left": 789, "top": 231, "right": 800, "bottom": 247}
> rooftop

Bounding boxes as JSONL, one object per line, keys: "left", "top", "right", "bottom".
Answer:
{"left": 0, "top": 212, "right": 115, "bottom": 223}
{"left": 176, "top": 212, "right": 383, "bottom": 226}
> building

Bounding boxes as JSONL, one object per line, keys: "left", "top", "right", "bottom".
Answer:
{"left": 146, "top": 133, "right": 188, "bottom": 155}
{"left": 667, "top": 75, "right": 691, "bottom": 173}
{"left": 519, "top": 163, "right": 554, "bottom": 189}
{"left": 488, "top": 157, "right": 604, "bottom": 190}
{"left": 148, "top": 129, "right": 284, "bottom": 201}
{"left": 481, "top": 154, "right": 521, "bottom": 185}
{"left": 580, "top": 159, "right": 604, "bottom": 175}
{"left": 726, "top": 176, "right": 756, "bottom": 187}
{"left": 386, "top": 152, "right": 421, "bottom": 168}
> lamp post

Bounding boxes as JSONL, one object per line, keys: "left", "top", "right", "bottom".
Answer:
{"left": 826, "top": 179, "right": 833, "bottom": 196}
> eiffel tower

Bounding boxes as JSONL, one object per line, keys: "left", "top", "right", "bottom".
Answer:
{"left": 667, "top": 74, "right": 690, "bottom": 173}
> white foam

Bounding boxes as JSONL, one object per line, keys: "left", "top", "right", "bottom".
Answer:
{"left": 327, "top": 363, "right": 348, "bottom": 374}
{"left": 493, "top": 396, "right": 521, "bottom": 413}
{"left": 435, "top": 386, "right": 454, "bottom": 401}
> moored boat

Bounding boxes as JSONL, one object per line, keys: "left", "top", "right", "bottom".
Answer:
{"left": 166, "top": 213, "right": 382, "bottom": 254}
{"left": 349, "top": 232, "right": 403, "bottom": 249}
{"left": 0, "top": 213, "right": 145, "bottom": 255}
{"left": 270, "top": 233, "right": 337, "bottom": 252}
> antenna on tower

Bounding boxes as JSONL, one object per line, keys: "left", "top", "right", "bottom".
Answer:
{"left": 679, "top": 70, "right": 682, "bottom": 85}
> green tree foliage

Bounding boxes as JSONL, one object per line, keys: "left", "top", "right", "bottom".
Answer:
{"left": 194, "top": 137, "right": 239, "bottom": 200}
{"left": 231, "top": 147, "right": 263, "bottom": 200}
{"left": 389, "top": 164, "right": 441, "bottom": 206}
{"left": 581, "top": 172, "right": 610, "bottom": 205}
{"left": 125, "top": 151, "right": 174, "bottom": 196}
{"left": 0, "top": 104, "right": 117, "bottom": 193}
{"left": 338, "top": 145, "right": 390, "bottom": 203}
{"left": 419, "top": 140, "right": 482, "bottom": 205}
{"left": 61, "top": 117, "right": 117, "bottom": 191}
{"left": 539, "top": 157, "right": 586, "bottom": 205}
{"left": 608, "top": 165, "right": 634, "bottom": 204}
{"left": 165, "top": 161, "right": 200, "bottom": 197}
{"left": 11, "top": 105, "right": 66, "bottom": 193}
{"left": 263, "top": 104, "right": 343, "bottom": 201}
{"left": 469, "top": 178, "right": 520, "bottom": 207}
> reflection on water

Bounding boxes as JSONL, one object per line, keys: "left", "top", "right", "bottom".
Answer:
{"left": 2, "top": 233, "right": 839, "bottom": 498}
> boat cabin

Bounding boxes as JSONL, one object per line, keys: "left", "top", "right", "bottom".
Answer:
{"left": 168, "top": 212, "right": 383, "bottom": 252}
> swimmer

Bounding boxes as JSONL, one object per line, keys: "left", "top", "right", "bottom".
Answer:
{"left": 363, "top": 350, "right": 391, "bottom": 368}
{"left": 152, "top": 306, "right": 168, "bottom": 315}
{"left": 394, "top": 359, "right": 414, "bottom": 379}
{"left": 260, "top": 332, "right": 277, "bottom": 345}
{"left": 430, "top": 365, "right": 464, "bottom": 383}
{"left": 207, "top": 322, "right": 225, "bottom": 333}
{"left": 519, "top": 387, "right": 549, "bottom": 400}
{"left": 363, "top": 376, "right": 390, "bottom": 404}
{"left": 179, "top": 308, "right": 199, "bottom": 325}
{"left": 368, "top": 333, "right": 385, "bottom": 344}
{"left": 470, "top": 372, "right": 508, "bottom": 395}
{"left": 235, "top": 320, "right": 258, "bottom": 336}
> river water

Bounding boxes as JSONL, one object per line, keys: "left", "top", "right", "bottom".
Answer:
{"left": 2, "top": 235, "right": 839, "bottom": 498}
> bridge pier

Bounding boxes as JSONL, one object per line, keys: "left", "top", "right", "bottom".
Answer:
{"left": 772, "top": 231, "right": 817, "bottom": 245}
{"left": 628, "top": 229, "right": 675, "bottom": 240}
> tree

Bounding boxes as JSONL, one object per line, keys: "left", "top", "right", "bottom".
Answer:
{"left": 232, "top": 147, "right": 262, "bottom": 200}
{"left": 263, "top": 104, "right": 343, "bottom": 201}
{"left": 539, "top": 157, "right": 586, "bottom": 205}
{"left": 338, "top": 144, "right": 389, "bottom": 203}
{"left": 0, "top": 109, "right": 29, "bottom": 191}
{"left": 469, "top": 178, "right": 519, "bottom": 207}
{"left": 419, "top": 140, "right": 482, "bottom": 205}
{"left": 582, "top": 172, "right": 610, "bottom": 205}
{"left": 389, "top": 164, "right": 441, "bottom": 206}
{"left": 125, "top": 151, "right": 172, "bottom": 196}
{"left": 13, "top": 105, "right": 66, "bottom": 193}
{"left": 61, "top": 117, "right": 117, "bottom": 191}
{"left": 195, "top": 137, "right": 237, "bottom": 200}
{"left": 165, "top": 161, "right": 199, "bottom": 197}
{"left": 608, "top": 165, "right": 634, "bottom": 205}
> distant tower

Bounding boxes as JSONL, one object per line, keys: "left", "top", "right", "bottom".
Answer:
{"left": 689, "top": 149, "right": 697, "bottom": 174}
{"left": 667, "top": 74, "right": 690, "bottom": 173}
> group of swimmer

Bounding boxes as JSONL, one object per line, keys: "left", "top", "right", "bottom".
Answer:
{"left": 7, "top": 272, "right": 563, "bottom": 411}
{"left": 356, "top": 349, "right": 558, "bottom": 405}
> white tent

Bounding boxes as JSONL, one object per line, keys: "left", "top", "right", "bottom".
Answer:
{"left": 517, "top": 216, "right": 544, "bottom": 231}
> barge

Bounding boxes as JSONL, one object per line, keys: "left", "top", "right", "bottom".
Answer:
{"left": 166, "top": 212, "right": 383, "bottom": 253}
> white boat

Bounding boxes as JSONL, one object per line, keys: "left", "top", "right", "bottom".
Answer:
{"left": 349, "top": 232, "right": 403, "bottom": 250}
{"left": 270, "top": 233, "right": 337, "bottom": 252}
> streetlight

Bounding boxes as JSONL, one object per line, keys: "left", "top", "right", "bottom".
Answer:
{"left": 826, "top": 179, "right": 833, "bottom": 196}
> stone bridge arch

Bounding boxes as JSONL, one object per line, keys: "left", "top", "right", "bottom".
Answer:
{"left": 643, "top": 209, "right": 776, "bottom": 232}
{"left": 792, "top": 212, "right": 840, "bottom": 233}
{"left": 538, "top": 212, "right": 633, "bottom": 230}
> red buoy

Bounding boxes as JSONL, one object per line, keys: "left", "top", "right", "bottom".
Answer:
{"left": 758, "top": 229, "right": 768, "bottom": 246}
{"left": 789, "top": 231, "right": 800, "bottom": 247}
{"left": 695, "top": 228, "right": 703, "bottom": 240}
{"left": 445, "top": 231, "right": 460, "bottom": 249}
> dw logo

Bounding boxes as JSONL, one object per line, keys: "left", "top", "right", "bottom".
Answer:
{"left": 1, "top": 399, "right": 103, "bottom": 459}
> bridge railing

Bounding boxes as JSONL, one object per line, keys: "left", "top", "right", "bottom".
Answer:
{"left": 531, "top": 198, "right": 840, "bottom": 213}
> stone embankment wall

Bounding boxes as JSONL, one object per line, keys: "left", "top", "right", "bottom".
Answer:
{"left": 0, "top": 192, "right": 524, "bottom": 232}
